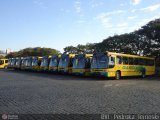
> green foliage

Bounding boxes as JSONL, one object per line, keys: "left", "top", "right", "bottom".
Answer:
{"left": 6, "top": 47, "right": 60, "bottom": 58}
{"left": 63, "top": 43, "right": 95, "bottom": 54}
{"left": 64, "top": 18, "right": 160, "bottom": 65}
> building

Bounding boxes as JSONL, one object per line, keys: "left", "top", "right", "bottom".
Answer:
{"left": 6, "top": 48, "right": 13, "bottom": 54}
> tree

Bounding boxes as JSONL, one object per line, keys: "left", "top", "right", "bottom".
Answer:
{"left": 63, "top": 43, "right": 96, "bottom": 54}
{"left": 63, "top": 46, "right": 78, "bottom": 54}
{"left": 64, "top": 18, "right": 160, "bottom": 66}
{"left": 6, "top": 47, "right": 60, "bottom": 58}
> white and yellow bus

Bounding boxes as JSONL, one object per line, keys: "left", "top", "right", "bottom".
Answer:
{"left": 14, "top": 57, "right": 22, "bottom": 70}
{"left": 49, "top": 55, "right": 61, "bottom": 72}
{"left": 25, "top": 56, "right": 33, "bottom": 70}
{"left": 58, "top": 54, "right": 75, "bottom": 74}
{"left": 0, "top": 59, "right": 8, "bottom": 69}
{"left": 40, "top": 56, "right": 51, "bottom": 71}
{"left": 21, "top": 57, "right": 27, "bottom": 70}
{"left": 31, "top": 56, "right": 42, "bottom": 71}
{"left": 72, "top": 54, "right": 92, "bottom": 76}
{"left": 8, "top": 58, "right": 13, "bottom": 69}
{"left": 91, "top": 52, "right": 155, "bottom": 79}
{"left": 10, "top": 58, "right": 16, "bottom": 69}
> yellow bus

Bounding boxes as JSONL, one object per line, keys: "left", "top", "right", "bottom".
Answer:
{"left": 40, "top": 56, "right": 52, "bottom": 71}
{"left": 49, "top": 55, "right": 61, "bottom": 72}
{"left": 25, "top": 56, "right": 33, "bottom": 70}
{"left": 14, "top": 57, "right": 22, "bottom": 70}
{"left": 0, "top": 59, "right": 8, "bottom": 69}
{"left": 58, "top": 53, "right": 75, "bottom": 74}
{"left": 31, "top": 56, "right": 42, "bottom": 71}
{"left": 91, "top": 52, "right": 155, "bottom": 79}
{"left": 21, "top": 57, "right": 27, "bottom": 70}
{"left": 72, "top": 54, "right": 92, "bottom": 76}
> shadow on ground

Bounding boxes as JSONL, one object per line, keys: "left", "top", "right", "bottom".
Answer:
{"left": 0, "top": 69, "right": 159, "bottom": 81}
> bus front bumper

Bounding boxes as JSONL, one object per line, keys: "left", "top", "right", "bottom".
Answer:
{"left": 91, "top": 71, "right": 108, "bottom": 77}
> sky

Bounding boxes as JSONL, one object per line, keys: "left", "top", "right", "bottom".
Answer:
{"left": 0, "top": 0, "right": 160, "bottom": 52}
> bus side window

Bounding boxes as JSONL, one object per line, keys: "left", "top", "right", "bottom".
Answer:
{"left": 143, "top": 59, "right": 147, "bottom": 66}
{"left": 116, "top": 56, "right": 122, "bottom": 64}
{"left": 129, "top": 57, "right": 134, "bottom": 65}
{"left": 139, "top": 58, "right": 144, "bottom": 65}
{"left": 146, "top": 59, "right": 154, "bottom": 66}
{"left": 109, "top": 56, "right": 115, "bottom": 68}
{"left": 123, "top": 57, "right": 128, "bottom": 65}
{"left": 151, "top": 60, "right": 155, "bottom": 66}
{"left": 134, "top": 58, "right": 139, "bottom": 65}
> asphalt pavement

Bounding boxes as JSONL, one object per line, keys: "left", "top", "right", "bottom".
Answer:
{"left": 0, "top": 69, "right": 160, "bottom": 115}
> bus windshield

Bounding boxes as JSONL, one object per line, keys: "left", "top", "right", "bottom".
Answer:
{"left": 27, "top": 58, "right": 32, "bottom": 66}
{"left": 32, "top": 58, "right": 38, "bottom": 66}
{"left": 49, "top": 57, "right": 58, "bottom": 67}
{"left": 8, "top": 59, "right": 12, "bottom": 65}
{"left": 73, "top": 56, "right": 85, "bottom": 69}
{"left": 41, "top": 58, "right": 48, "bottom": 67}
{"left": 22, "top": 59, "right": 27, "bottom": 66}
{"left": 16, "top": 59, "right": 21, "bottom": 66}
{"left": 91, "top": 54, "right": 108, "bottom": 69}
{"left": 11, "top": 59, "right": 16, "bottom": 66}
{"left": 59, "top": 56, "right": 69, "bottom": 68}
{"left": 0, "top": 60, "right": 4, "bottom": 65}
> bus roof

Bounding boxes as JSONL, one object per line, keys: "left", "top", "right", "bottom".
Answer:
{"left": 0, "top": 59, "right": 8, "bottom": 60}
{"left": 42, "top": 55, "right": 52, "bottom": 59}
{"left": 51, "top": 54, "right": 61, "bottom": 58}
{"left": 107, "top": 52, "right": 155, "bottom": 60}
{"left": 75, "top": 54, "right": 93, "bottom": 58}
{"left": 61, "top": 53, "right": 76, "bottom": 58}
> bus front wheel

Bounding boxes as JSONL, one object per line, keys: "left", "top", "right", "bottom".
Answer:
{"left": 115, "top": 71, "right": 121, "bottom": 80}
{"left": 142, "top": 72, "right": 146, "bottom": 78}
{"left": 4, "top": 66, "right": 7, "bottom": 69}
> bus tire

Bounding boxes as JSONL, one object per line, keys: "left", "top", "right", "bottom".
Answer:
{"left": 4, "top": 66, "right": 7, "bottom": 69}
{"left": 142, "top": 72, "right": 146, "bottom": 78}
{"left": 115, "top": 71, "right": 121, "bottom": 80}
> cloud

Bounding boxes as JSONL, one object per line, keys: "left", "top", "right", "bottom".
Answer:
{"left": 125, "top": 15, "right": 160, "bottom": 33}
{"left": 131, "top": 9, "right": 137, "bottom": 13}
{"left": 141, "top": 4, "right": 160, "bottom": 12}
{"left": 123, "top": 15, "right": 160, "bottom": 33}
{"left": 105, "top": 10, "right": 125, "bottom": 16}
{"left": 95, "top": 10, "right": 125, "bottom": 28}
{"left": 96, "top": 10, "right": 125, "bottom": 18}
{"left": 120, "top": 3, "right": 127, "bottom": 6}
{"left": 128, "top": 16, "right": 137, "bottom": 20}
{"left": 96, "top": 14, "right": 112, "bottom": 28}
{"left": 91, "top": 1, "right": 104, "bottom": 8}
{"left": 74, "top": 1, "right": 82, "bottom": 13}
{"left": 138, "top": 16, "right": 160, "bottom": 26}
{"left": 77, "top": 20, "right": 86, "bottom": 23}
{"left": 117, "top": 23, "right": 128, "bottom": 27}
{"left": 130, "top": 0, "right": 141, "bottom": 5}
{"left": 60, "top": 8, "right": 70, "bottom": 13}
{"left": 33, "top": 0, "right": 46, "bottom": 9}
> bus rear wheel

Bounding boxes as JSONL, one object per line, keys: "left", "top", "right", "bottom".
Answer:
{"left": 115, "top": 71, "right": 121, "bottom": 80}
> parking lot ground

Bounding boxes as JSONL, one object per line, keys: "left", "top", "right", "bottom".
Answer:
{"left": 0, "top": 69, "right": 160, "bottom": 115}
